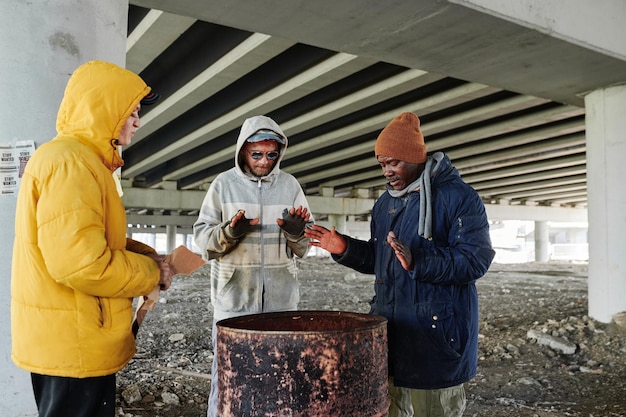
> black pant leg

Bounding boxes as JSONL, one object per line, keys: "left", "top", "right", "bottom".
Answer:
{"left": 31, "top": 373, "right": 116, "bottom": 417}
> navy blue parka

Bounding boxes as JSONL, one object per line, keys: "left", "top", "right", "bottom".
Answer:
{"left": 333, "top": 153, "right": 495, "bottom": 389}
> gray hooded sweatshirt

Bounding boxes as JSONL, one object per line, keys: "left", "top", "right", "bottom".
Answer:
{"left": 193, "top": 115, "right": 312, "bottom": 319}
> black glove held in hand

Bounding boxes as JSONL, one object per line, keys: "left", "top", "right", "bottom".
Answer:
{"left": 227, "top": 215, "right": 254, "bottom": 239}
{"left": 280, "top": 208, "right": 307, "bottom": 236}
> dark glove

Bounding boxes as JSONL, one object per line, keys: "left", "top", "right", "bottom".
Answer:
{"left": 226, "top": 214, "right": 254, "bottom": 239}
{"left": 280, "top": 208, "right": 307, "bottom": 236}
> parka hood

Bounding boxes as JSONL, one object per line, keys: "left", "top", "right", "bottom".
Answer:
{"left": 55, "top": 60, "right": 151, "bottom": 171}
{"left": 235, "top": 115, "right": 288, "bottom": 178}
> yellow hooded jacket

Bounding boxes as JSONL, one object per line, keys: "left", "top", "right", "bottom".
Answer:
{"left": 11, "top": 60, "right": 160, "bottom": 378}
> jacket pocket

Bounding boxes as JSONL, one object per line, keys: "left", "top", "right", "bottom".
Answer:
{"left": 97, "top": 296, "right": 112, "bottom": 329}
{"left": 415, "top": 302, "right": 463, "bottom": 359}
{"left": 263, "top": 266, "right": 300, "bottom": 311}
{"left": 214, "top": 267, "right": 261, "bottom": 312}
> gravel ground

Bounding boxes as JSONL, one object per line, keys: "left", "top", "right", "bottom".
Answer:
{"left": 116, "top": 258, "right": 626, "bottom": 417}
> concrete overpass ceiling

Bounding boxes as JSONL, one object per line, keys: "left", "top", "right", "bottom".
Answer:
{"left": 122, "top": 1, "right": 626, "bottom": 215}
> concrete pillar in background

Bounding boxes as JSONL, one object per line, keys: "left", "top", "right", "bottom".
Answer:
{"left": 0, "top": 1, "right": 129, "bottom": 415}
{"left": 585, "top": 84, "right": 626, "bottom": 323}
{"left": 148, "top": 233, "right": 157, "bottom": 249}
{"left": 534, "top": 221, "right": 550, "bottom": 262}
{"left": 166, "top": 224, "right": 177, "bottom": 253}
{"left": 328, "top": 214, "right": 348, "bottom": 235}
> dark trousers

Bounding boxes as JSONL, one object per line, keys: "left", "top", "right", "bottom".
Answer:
{"left": 31, "top": 373, "right": 116, "bottom": 417}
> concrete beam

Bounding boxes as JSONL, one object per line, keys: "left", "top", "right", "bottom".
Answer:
{"left": 127, "top": 213, "right": 197, "bottom": 226}
{"left": 130, "top": 0, "right": 626, "bottom": 106}
{"left": 486, "top": 203, "right": 587, "bottom": 222}
{"left": 122, "top": 187, "right": 376, "bottom": 215}
{"left": 126, "top": 9, "right": 195, "bottom": 74}
{"left": 122, "top": 187, "right": 207, "bottom": 210}
{"left": 122, "top": 186, "right": 587, "bottom": 224}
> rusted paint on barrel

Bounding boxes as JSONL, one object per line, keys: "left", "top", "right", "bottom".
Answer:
{"left": 217, "top": 310, "right": 388, "bottom": 417}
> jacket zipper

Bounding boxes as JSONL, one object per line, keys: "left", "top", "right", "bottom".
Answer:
{"left": 258, "top": 178, "right": 265, "bottom": 310}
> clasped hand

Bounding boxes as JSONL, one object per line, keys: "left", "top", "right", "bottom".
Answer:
{"left": 147, "top": 253, "right": 174, "bottom": 290}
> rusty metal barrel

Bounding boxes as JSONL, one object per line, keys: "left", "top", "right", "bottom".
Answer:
{"left": 216, "top": 310, "right": 389, "bottom": 417}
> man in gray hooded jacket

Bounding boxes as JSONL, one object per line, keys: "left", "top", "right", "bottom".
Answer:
{"left": 193, "top": 115, "right": 312, "bottom": 417}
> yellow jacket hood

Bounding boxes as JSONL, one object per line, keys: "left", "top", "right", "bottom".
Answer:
{"left": 56, "top": 60, "right": 151, "bottom": 171}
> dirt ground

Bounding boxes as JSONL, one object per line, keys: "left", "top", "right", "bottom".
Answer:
{"left": 116, "top": 258, "right": 626, "bottom": 417}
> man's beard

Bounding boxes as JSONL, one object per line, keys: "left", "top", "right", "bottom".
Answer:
{"left": 246, "top": 165, "right": 274, "bottom": 177}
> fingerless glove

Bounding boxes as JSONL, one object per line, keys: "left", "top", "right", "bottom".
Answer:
{"left": 279, "top": 208, "right": 307, "bottom": 236}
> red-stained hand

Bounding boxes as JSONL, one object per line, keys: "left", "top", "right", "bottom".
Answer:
{"left": 147, "top": 254, "right": 174, "bottom": 290}
{"left": 158, "top": 260, "right": 174, "bottom": 290}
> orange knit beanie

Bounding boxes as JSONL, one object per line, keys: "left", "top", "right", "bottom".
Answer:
{"left": 374, "top": 112, "right": 427, "bottom": 163}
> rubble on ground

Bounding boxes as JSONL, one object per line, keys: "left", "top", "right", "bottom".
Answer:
{"left": 116, "top": 259, "right": 626, "bottom": 417}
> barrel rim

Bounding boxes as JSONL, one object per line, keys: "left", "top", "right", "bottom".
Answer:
{"left": 216, "top": 310, "right": 387, "bottom": 334}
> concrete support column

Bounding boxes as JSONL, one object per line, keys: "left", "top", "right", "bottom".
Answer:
{"left": 534, "top": 221, "right": 550, "bottom": 262}
{"left": 0, "top": 1, "right": 129, "bottom": 415}
{"left": 585, "top": 84, "right": 626, "bottom": 323}
{"left": 147, "top": 233, "right": 157, "bottom": 249}
{"left": 166, "top": 224, "right": 177, "bottom": 253}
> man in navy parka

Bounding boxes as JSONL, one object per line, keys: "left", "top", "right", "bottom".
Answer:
{"left": 305, "top": 112, "right": 495, "bottom": 417}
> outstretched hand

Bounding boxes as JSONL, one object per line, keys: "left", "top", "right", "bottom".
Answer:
{"left": 276, "top": 205, "right": 311, "bottom": 236}
{"left": 228, "top": 210, "right": 260, "bottom": 238}
{"left": 304, "top": 224, "right": 347, "bottom": 255}
{"left": 387, "top": 231, "right": 413, "bottom": 271}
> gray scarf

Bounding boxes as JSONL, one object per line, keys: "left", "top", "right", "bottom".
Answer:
{"left": 388, "top": 151, "right": 445, "bottom": 240}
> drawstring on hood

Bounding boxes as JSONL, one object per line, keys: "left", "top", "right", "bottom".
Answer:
{"left": 110, "top": 138, "right": 121, "bottom": 169}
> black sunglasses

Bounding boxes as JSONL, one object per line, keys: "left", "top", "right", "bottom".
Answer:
{"left": 250, "top": 151, "right": 280, "bottom": 160}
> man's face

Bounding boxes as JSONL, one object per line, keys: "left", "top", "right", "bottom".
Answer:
{"left": 118, "top": 104, "right": 141, "bottom": 147}
{"left": 377, "top": 155, "right": 422, "bottom": 190}
{"left": 242, "top": 139, "right": 280, "bottom": 177}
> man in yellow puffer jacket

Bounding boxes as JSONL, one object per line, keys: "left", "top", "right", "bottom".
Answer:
{"left": 11, "top": 60, "right": 173, "bottom": 417}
